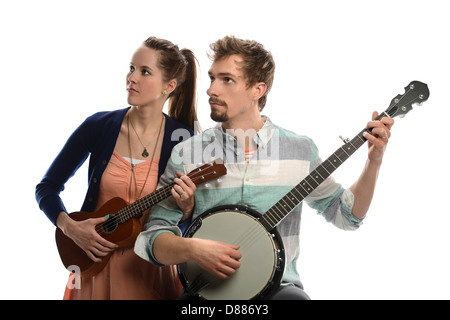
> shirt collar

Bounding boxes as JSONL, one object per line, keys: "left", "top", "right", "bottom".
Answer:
{"left": 255, "top": 116, "right": 276, "bottom": 148}
{"left": 213, "top": 115, "right": 276, "bottom": 149}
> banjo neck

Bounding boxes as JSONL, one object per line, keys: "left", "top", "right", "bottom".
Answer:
{"left": 179, "top": 81, "right": 429, "bottom": 300}
{"left": 259, "top": 80, "right": 429, "bottom": 231}
{"left": 259, "top": 128, "right": 367, "bottom": 231}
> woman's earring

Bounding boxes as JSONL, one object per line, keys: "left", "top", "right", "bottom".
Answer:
{"left": 162, "top": 90, "right": 168, "bottom": 95}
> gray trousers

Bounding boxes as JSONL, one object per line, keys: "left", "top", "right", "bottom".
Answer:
{"left": 179, "top": 282, "right": 311, "bottom": 300}
{"left": 269, "top": 282, "right": 311, "bottom": 300}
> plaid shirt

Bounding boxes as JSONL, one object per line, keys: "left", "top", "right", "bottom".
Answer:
{"left": 135, "top": 117, "right": 362, "bottom": 285}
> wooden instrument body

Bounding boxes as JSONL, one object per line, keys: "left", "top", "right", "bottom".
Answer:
{"left": 55, "top": 197, "right": 140, "bottom": 278}
{"left": 55, "top": 160, "right": 227, "bottom": 278}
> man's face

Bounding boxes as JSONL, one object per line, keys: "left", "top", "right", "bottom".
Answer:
{"left": 207, "top": 54, "right": 256, "bottom": 125}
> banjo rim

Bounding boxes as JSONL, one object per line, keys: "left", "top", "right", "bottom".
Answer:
{"left": 178, "top": 204, "right": 286, "bottom": 300}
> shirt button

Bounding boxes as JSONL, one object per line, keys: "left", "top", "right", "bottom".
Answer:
{"left": 345, "top": 197, "right": 353, "bottom": 207}
{"left": 245, "top": 177, "right": 250, "bottom": 182}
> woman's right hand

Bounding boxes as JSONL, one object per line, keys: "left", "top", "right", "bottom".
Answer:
{"left": 56, "top": 212, "right": 118, "bottom": 262}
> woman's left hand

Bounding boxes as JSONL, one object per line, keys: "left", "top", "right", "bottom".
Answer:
{"left": 171, "top": 172, "right": 196, "bottom": 221}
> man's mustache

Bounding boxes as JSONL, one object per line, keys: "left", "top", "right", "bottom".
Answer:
{"left": 209, "top": 98, "right": 227, "bottom": 107}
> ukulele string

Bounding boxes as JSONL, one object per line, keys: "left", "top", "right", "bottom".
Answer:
{"left": 94, "top": 171, "right": 220, "bottom": 235}
{"left": 96, "top": 86, "right": 423, "bottom": 237}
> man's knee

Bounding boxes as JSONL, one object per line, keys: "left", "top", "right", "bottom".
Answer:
{"left": 269, "top": 283, "right": 311, "bottom": 300}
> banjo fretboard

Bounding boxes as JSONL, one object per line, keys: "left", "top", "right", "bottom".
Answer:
{"left": 259, "top": 81, "right": 429, "bottom": 231}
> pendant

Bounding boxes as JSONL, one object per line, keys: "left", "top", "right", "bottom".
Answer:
{"left": 142, "top": 148, "right": 149, "bottom": 158}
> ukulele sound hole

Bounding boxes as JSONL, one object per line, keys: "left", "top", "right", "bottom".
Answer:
{"left": 101, "top": 215, "right": 119, "bottom": 234}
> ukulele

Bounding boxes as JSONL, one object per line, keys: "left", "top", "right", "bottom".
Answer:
{"left": 55, "top": 159, "right": 226, "bottom": 278}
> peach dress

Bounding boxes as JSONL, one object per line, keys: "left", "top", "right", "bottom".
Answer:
{"left": 63, "top": 151, "right": 182, "bottom": 300}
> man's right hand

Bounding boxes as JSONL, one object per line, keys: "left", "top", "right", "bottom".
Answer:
{"left": 190, "top": 238, "right": 242, "bottom": 279}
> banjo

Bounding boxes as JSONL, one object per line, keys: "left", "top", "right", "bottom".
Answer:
{"left": 178, "top": 81, "right": 430, "bottom": 300}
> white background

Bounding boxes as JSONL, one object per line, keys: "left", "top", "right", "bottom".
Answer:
{"left": 1, "top": 0, "right": 448, "bottom": 300}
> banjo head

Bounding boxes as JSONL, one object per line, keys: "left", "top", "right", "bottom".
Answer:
{"left": 178, "top": 205, "right": 285, "bottom": 300}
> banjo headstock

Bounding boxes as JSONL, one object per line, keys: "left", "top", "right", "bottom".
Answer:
{"left": 383, "top": 80, "right": 429, "bottom": 119}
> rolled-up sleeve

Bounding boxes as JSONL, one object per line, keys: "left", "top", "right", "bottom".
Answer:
{"left": 134, "top": 148, "right": 186, "bottom": 265}
{"left": 308, "top": 184, "right": 363, "bottom": 231}
{"left": 134, "top": 217, "right": 182, "bottom": 266}
{"left": 333, "top": 188, "right": 363, "bottom": 230}
{"left": 305, "top": 140, "right": 363, "bottom": 231}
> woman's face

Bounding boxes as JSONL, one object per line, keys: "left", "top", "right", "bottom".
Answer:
{"left": 126, "top": 46, "right": 168, "bottom": 109}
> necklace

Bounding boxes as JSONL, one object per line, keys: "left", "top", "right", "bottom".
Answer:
{"left": 129, "top": 115, "right": 164, "bottom": 158}
{"left": 126, "top": 113, "right": 164, "bottom": 199}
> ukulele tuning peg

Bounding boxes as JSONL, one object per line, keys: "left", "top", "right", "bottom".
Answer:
{"left": 204, "top": 182, "right": 211, "bottom": 188}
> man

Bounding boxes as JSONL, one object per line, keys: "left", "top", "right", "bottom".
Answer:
{"left": 134, "top": 36, "right": 394, "bottom": 299}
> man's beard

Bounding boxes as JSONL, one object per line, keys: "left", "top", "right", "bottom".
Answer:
{"left": 210, "top": 109, "right": 229, "bottom": 122}
{"left": 209, "top": 98, "right": 228, "bottom": 122}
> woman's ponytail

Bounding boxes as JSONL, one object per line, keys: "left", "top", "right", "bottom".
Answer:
{"left": 143, "top": 37, "right": 199, "bottom": 132}
{"left": 168, "top": 49, "right": 199, "bottom": 132}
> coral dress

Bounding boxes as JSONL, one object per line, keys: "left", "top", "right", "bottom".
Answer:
{"left": 63, "top": 151, "right": 182, "bottom": 300}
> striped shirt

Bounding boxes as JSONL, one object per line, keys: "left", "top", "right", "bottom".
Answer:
{"left": 135, "top": 117, "right": 362, "bottom": 286}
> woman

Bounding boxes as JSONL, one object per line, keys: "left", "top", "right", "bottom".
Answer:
{"left": 35, "top": 36, "right": 198, "bottom": 299}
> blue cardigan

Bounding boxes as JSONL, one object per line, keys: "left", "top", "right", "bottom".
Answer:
{"left": 35, "top": 107, "right": 193, "bottom": 225}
